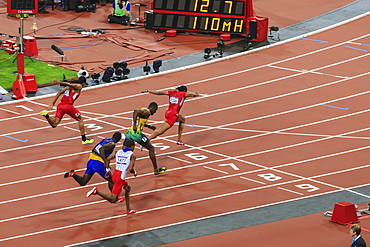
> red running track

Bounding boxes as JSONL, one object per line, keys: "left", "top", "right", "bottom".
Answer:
{"left": 1, "top": 14, "right": 370, "bottom": 247}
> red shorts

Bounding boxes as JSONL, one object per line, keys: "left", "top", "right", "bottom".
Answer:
{"left": 111, "top": 170, "right": 129, "bottom": 196}
{"left": 165, "top": 109, "right": 178, "bottom": 127}
{"left": 55, "top": 102, "right": 81, "bottom": 120}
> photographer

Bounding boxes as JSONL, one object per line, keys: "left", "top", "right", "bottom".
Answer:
{"left": 108, "top": 0, "right": 131, "bottom": 25}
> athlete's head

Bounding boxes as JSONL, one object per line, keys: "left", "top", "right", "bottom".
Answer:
{"left": 148, "top": 102, "right": 158, "bottom": 115}
{"left": 112, "top": 132, "right": 122, "bottom": 143}
{"left": 123, "top": 138, "right": 135, "bottom": 150}
{"left": 177, "top": 85, "right": 187, "bottom": 92}
{"left": 77, "top": 76, "right": 87, "bottom": 85}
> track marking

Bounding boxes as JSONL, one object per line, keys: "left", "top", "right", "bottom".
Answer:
{"left": 321, "top": 104, "right": 349, "bottom": 110}
{"left": 203, "top": 166, "right": 228, "bottom": 174}
{"left": 344, "top": 45, "right": 368, "bottom": 52}
{"left": 348, "top": 42, "right": 370, "bottom": 47}
{"left": 63, "top": 126, "right": 80, "bottom": 132}
{"left": 2, "top": 135, "right": 28, "bottom": 142}
{"left": 239, "top": 176, "right": 266, "bottom": 184}
{"left": 30, "top": 116, "right": 46, "bottom": 122}
{"left": 278, "top": 187, "right": 304, "bottom": 195}
{"left": 167, "top": 155, "right": 192, "bottom": 163}
{"left": 268, "top": 65, "right": 348, "bottom": 79}
{"left": 301, "top": 38, "right": 328, "bottom": 43}
{"left": 16, "top": 105, "right": 33, "bottom": 111}
{"left": 0, "top": 108, "right": 19, "bottom": 115}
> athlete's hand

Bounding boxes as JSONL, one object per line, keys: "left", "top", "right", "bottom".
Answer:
{"left": 52, "top": 80, "right": 61, "bottom": 86}
{"left": 130, "top": 170, "right": 137, "bottom": 177}
{"left": 105, "top": 167, "right": 112, "bottom": 178}
{"left": 148, "top": 125, "right": 156, "bottom": 130}
{"left": 47, "top": 104, "right": 54, "bottom": 110}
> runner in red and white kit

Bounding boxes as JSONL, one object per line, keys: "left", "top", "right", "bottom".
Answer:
{"left": 86, "top": 139, "right": 138, "bottom": 215}
{"left": 141, "top": 85, "right": 200, "bottom": 145}
{"left": 40, "top": 77, "right": 94, "bottom": 145}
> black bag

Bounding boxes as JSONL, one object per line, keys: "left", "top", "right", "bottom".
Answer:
{"left": 102, "top": 67, "right": 114, "bottom": 82}
{"left": 108, "top": 14, "right": 129, "bottom": 25}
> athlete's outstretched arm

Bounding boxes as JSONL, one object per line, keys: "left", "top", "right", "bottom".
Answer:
{"left": 53, "top": 80, "right": 83, "bottom": 90}
{"left": 128, "top": 153, "right": 136, "bottom": 174}
{"left": 141, "top": 90, "right": 168, "bottom": 95}
{"left": 185, "top": 91, "right": 200, "bottom": 97}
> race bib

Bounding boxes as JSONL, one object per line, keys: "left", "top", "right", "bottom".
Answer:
{"left": 64, "top": 89, "right": 70, "bottom": 97}
{"left": 169, "top": 96, "right": 179, "bottom": 104}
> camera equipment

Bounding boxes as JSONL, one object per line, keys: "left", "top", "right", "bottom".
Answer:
{"left": 143, "top": 61, "right": 150, "bottom": 75}
{"left": 113, "top": 62, "right": 120, "bottom": 69}
{"left": 153, "top": 60, "right": 162, "bottom": 73}
{"left": 75, "top": 0, "right": 96, "bottom": 13}
{"left": 204, "top": 47, "right": 212, "bottom": 59}
{"left": 268, "top": 26, "right": 280, "bottom": 41}
{"left": 119, "top": 61, "right": 127, "bottom": 69}
{"left": 78, "top": 67, "right": 89, "bottom": 78}
{"left": 91, "top": 72, "right": 100, "bottom": 84}
{"left": 217, "top": 40, "right": 225, "bottom": 57}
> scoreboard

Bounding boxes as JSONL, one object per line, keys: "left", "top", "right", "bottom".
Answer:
{"left": 7, "top": 0, "right": 39, "bottom": 15}
{"left": 151, "top": 0, "right": 254, "bottom": 34}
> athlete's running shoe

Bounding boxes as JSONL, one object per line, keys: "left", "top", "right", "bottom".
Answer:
{"left": 126, "top": 209, "right": 138, "bottom": 215}
{"left": 115, "top": 196, "right": 125, "bottom": 204}
{"left": 154, "top": 167, "right": 166, "bottom": 175}
{"left": 40, "top": 110, "right": 48, "bottom": 116}
{"left": 64, "top": 169, "right": 75, "bottom": 178}
{"left": 86, "top": 187, "right": 98, "bottom": 197}
{"left": 176, "top": 141, "right": 185, "bottom": 145}
{"left": 82, "top": 139, "right": 94, "bottom": 145}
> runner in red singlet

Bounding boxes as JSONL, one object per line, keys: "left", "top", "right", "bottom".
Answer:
{"left": 141, "top": 85, "right": 199, "bottom": 145}
{"left": 40, "top": 77, "right": 94, "bottom": 145}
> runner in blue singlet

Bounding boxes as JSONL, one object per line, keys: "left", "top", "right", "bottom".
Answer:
{"left": 64, "top": 132, "right": 122, "bottom": 191}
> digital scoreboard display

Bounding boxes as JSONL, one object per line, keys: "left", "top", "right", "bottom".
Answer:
{"left": 7, "top": 0, "right": 39, "bottom": 15}
{"left": 152, "top": 0, "right": 249, "bottom": 34}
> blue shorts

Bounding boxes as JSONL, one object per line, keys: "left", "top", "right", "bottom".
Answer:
{"left": 85, "top": 159, "right": 106, "bottom": 179}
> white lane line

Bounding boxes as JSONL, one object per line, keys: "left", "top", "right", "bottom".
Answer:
{"left": 26, "top": 100, "right": 49, "bottom": 107}
{"left": 277, "top": 187, "right": 304, "bottom": 195}
{"left": 239, "top": 176, "right": 266, "bottom": 184}
{"left": 0, "top": 108, "right": 20, "bottom": 115}
{"left": 63, "top": 126, "right": 79, "bottom": 132}
{"left": 203, "top": 166, "right": 229, "bottom": 174}
{"left": 30, "top": 117, "right": 45, "bottom": 122}
{"left": 167, "top": 155, "right": 192, "bottom": 163}
{"left": 268, "top": 65, "right": 349, "bottom": 79}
